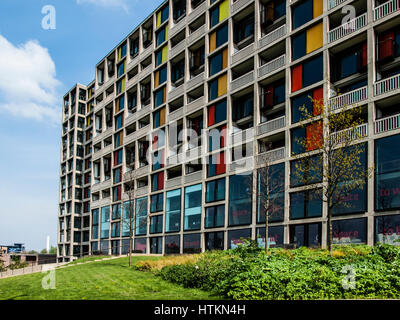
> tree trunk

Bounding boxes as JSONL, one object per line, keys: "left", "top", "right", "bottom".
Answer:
{"left": 327, "top": 205, "right": 333, "bottom": 254}
{"left": 265, "top": 199, "right": 269, "bottom": 254}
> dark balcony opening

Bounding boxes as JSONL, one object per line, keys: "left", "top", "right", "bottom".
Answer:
{"left": 233, "top": 11, "right": 255, "bottom": 51}
{"left": 130, "top": 35, "right": 139, "bottom": 58}
{"left": 376, "top": 28, "right": 400, "bottom": 80}
{"left": 259, "top": 79, "right": 285, "bottom": 123}
{"left": 140, "top": 81, "right": 151, "bottom": 106}
{"left": 125, "top": 143, "right": 136, "bottom": 168}
{"left": 187, "top": 84, "right": 204, "bottom": 103}
{"left": 167, "top": 165, "right": 182, "bottom": 179}
{"left": 79, "top": 89, "right": 86, "bottom": 101}
{"left": 103, "top": 157, "right": 111, "bottom": 182}
{"left": 127, "top": 65, "right": 138, "bottom": 81}
{"left": 232, "top": 142, "right": 253, "bottom": 162}
{"left": 232, "top": 91, "right": 254, "bottom": 131}
{"left": 107, "top": 58, "right": 115, "bottom": 78}
{"left": 141, "top": 55, "right": 152, "bottom": 70}
{"left": 126, "top": 123, "right": 136, "bottom": 136}
{"left": 171, "top": 56, "right": 185, "bottom": 88}
{"left": 137, "top": 176, "right": 148, "bottom": 188}
{"left": 189, "top": 13, "right": 205, "bottom": 33}
{"left": 171, "top": 30, "right": 186, "bottom": 49}
{"left": 139, "top": 114, "right": 150, "bottom": 129}
{"left": 138, "top": 139, "right": 149, "bottom": 167}
{"left": 186, "top": 161, "right": 202, "bottom": 174}
{"left": 187, "top": 111, "right": 203, "bottom": 138}
{"left": 258, "top": 133, "right": 285, "bottom": 153}
{"left": 173, "top": 0, "right": 186, "bottom": 22}
{"left": 231, "top": 58, "right": 254, "bottom": 81}
{"left": 191, "top": 0, "right": 204, "bottom": 9}
{"left": 106, "top": 84, "right": 114, "bottom": 98}
{"left": 169, "top": 96, "right": 184, "bottom": 113}
{"left": 169, "top": 119, "right": 184, "bottom": 155}
{"left": 143, "top": 25, "right": 153, "bottom": 48}
{"left": 330, "top": 106, "right": 368, "bottom": 134}
{"left": 127, "top": 88, "right": 137, "bottom": 113}
{"left": 376, "top": 94, "right": 400, "bottom": 120}
{"left": 259, "top": 0, "right": 286, "bottom": 36}
{"left": 189, "top": 43, "right": 205, "bottom": 77}
{"left": 105, "top": 107, "right": 113, "bottom": 129}
{"left": 328, "top": 0, "right": 367, "bottom": 31}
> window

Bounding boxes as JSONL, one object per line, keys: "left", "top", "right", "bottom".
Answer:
{"left": 260, "top": 81, "right": 285, "bottom": 112}
{"left": 209, "top": 48, "right": 228, "bottom": 76}
{"left": 377, "top": 29, "right": 400, "bottom": 62}
{"left": 156, "top": 5, "right": 169, "bottom": 27}
{"left": 292, "top": 22, "right": 323, "bottom": 61}
{"left": 153, "top": 107, "right": 166, "bottom": 128}
{"left": 208, "top": 99, "right": 227, "bottom": 126}
{"left": 260, "top": 0, "right": 286, "bottom": 26}
{"left": 290, "top": 223, "right": 321, "bottom": 247}
{"left": 205, "top": 231, "right": 224, "bottom": 250}
{"left": 234, "top": 14, "right": 254, "bottom": 44}
{"left": 154, "top": 65, "right": 167, "bottom": 87}
{"left": 117, "top": 61, "right": 125, "bottom": 77}
{"left": 183, "top": 233, "right": 201, "bottom": 253}
{"left": 155, "top": 45, "right": 168, "bottom": 66}
{"left": 111, "top": 222, "right": 120, "bottom": 238}
{"left": 228, "top": 228, "right": 251, "bottom": 249}
{"left": 209, "top": 73, "right": 227, "bottom": 101}
{"left": 171, "top": 59, "right": 185, "bottom": 84}
{"left": 122, "top": 201, "right": 133, "bottom": 237}
{"left": 156, "top": 25, "right": 168, "bottom": 47}
{"left": 154, "top": 86, "right": 166, "bottom": 107}
{"left": 205, "top": 205, "right": 225, "bottom": 228}
{"left": 291, "top": 122, "right": 323, "bottom": 154}
{"left": 114, "top": 131, "right": 123, "bottom": 147}
{"left": 206, "top": 178, "right": 225, "bottom": 203}
{"left": 332, "top": 42, "right": 367, "bottom": 81}
{"left": 232, "top": 94, "right": 253, "bottom": 122}
{"left": 150, "top": 193, "right": 164, "bottom": 213}
{"left": 375, "top": 214, "right": 400, "bottom": 245}
{"left": 150, "top": 237, "right": 162, "bottom": 253}
{"left": 130, "top": 37, "right": 139, "bottom": 57}
{"left": 292, "top": 54, "right": 323, "bottom": 92}
{"left": 209, "top": 24, "right": 228, "bottom": 53}
{"left": 229, "top": 173, "right": 252, "bottom": 226}
{"left": 150, "top": 215, "right": 163, "bottom": 234}
{"left": 290, "top": 189, "right": 322, "bottom": 219}
{"left": 134, "top": 238, "right": 147, "bottom": 253}
{"left": 375, "top": 134, "right": 400, "bottom": 211}
{"left": 184, "top": 184, "right": 202, "bottom": 231}
{"left": 92, "top": 209, "right": 99, "bottom": 240}
{"left": 207, "top": 152, "right": 226, "bottom": 177}
{"left": 173, "top": 0, "right": 186, "bottom": 21}
{"left": 208, "top": 125, "right": 226, "bottom": 152}
{"left": 166, "top": 189, "right": 181, "bottom": 232}
{"left": 113, "top": 186, "right": 121, "bottom": 201}
{"left": 135, "top": 197, "right": 148, "bottom": 235}
{"left": 292, "top": 0, "right": 322, "bottom": 30}
{"left": 116, "top": 78, "right": 125, "bottom": 94}
{"left": 291, "top": 87, "right": 323, "bottom": 123}
{"left": 333, "top": 218, "right": 367, "bottom": 245}
{"left": 290, "top": 155, "right": 322, "bottom": 187}
{"left": 152, "top": 149, "right": 165, "bottom": 171}
{"left": 112, "top": 203, "right": 121, "bottom": 219}
{"left": 209, "top": 0, "right": 229, "bottom": 28}
{"left": 114, "top": 149, "right": 123, "bottom": 166}
{"left": 115, "top": 113, "right": 123, "bottom": 129}
{"left": 152, "top": 171, "right": 164, "bottom": 191}
{"left": 118, "top": 43, "right": 127, "bottom": 60}
{"left": 256, "top": 226, "right": 284, "bottom": 249}
{"left": 165, "top": 235, "right": 180, "bottom": 254}
{"left": 257, "top": 163, "right": 285, "bottom": 223}
{"left": 100, "top": 206, "right": 110, "bottom": 239}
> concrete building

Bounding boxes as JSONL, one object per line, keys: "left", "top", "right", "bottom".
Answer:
{"left": 58, "top": 0, "right": 400, "bottom": 262}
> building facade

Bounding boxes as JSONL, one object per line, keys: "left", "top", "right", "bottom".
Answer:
{"left": 58, "top": 0, "right": 400, "bottom": 262}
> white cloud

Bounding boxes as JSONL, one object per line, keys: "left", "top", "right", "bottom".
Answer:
{"left": 76, "top": 0, "right": 129, "bottom": 12}
{"left": 0, "top": 34, "right": 61, "bottom": 124}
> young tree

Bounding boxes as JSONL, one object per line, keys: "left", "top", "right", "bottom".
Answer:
{"left": 293, "top": 99, "right": 373, "bottom": 253}
{"left": 255, "top": 142, "right": 285, "bottom": 254}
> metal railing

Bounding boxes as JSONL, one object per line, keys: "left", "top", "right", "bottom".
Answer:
{"left": 258, "top": 54, "right": 286, "bottom": 78}
{"left": 375, "top": 113, "right": 400, "bottom": 134}
{"left": 328, "top": 86, "right": 368, "bottom": 111}
{"left": 374, "top": 0, "right": 400, "bottom": 20}
{"left": 374, "top": 74, "right": 400, "bottom": 96}
{"left": 257, "top": 116, "right": 286, "bottom": 135}
{"left": 231, "top": 71, "right": 254, "bottom": 91}
{"left": 330, "top": 123, "right": 368, "bottom": 145}
{"left": 259, "top": 24, "right": 286, "bottom": 49}
{"left": 256, "top": 147, "right": 285, "bottom": 165}
{"left": 328, "top": 0, "right": 347, "bottom": 10}
{"left": 328, "top": 12, "right": 367, "bottom": 43}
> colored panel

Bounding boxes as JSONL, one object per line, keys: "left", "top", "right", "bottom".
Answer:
{"left": 157, "top": 11, "right": 161, "bottom": 27}
{"left": 165, "top": 25, "right": 169, "bottom": 40}
{"left": 158, "top": 171, "right": 164, "bottom": 190}
{"left": 312, "top": 87, "right": 323, "bottom": 115}
{"left": 313, "top": 0, "right": 323, "bottom": 18}
{"left": 361, "top": 42, "right": 368, "bottom": 67}
{"left": 306, "top": 121, "right": 323, "bottom": 151}
{"left": 161, "top": 45, "right": 168, "bottom": 63}
{"left": 208, "top": 105, "right": 216, "bottom": 127}
{"left": 160, "top": 107, "right": 166, "bottom": 125}
{"left": 154, "top": 70, "right": 160, "bottom": 87}
{"left": 306, "top": 22, "right": 323, "bottom": 54}
{"left": 222, "top": 48, "right": 228, "bottom": 69}
{"left": 292, "top": 64, "right": 303, "bottom": 92}
{"left": 219, "top": 0, "right": 229, "bottom": 22}
{"left": 209, "top": 32, "right": 216, "bottom": 53}
{"left": 379, "top": 31, "right": 395, "bottom": 60}
{"left": 217, "top": 74, "right": 227, "bottom": 97}
{"left": 292, "top": 31, "right": 306, "bottom": 60}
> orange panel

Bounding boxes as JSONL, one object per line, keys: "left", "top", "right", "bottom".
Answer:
{"left": 292, "top": 64, "right": 303, "bottom": 92}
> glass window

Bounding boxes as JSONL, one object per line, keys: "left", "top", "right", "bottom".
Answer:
{"left": 292, "top": 0, "right": 313, "bottom": 30}
{"left": 234, "top": 15, "right": 254, "bottom": 43}
{"left": 332, "top": 218, "right": 367, "bottom": 245}
{"left": 208, "top": 99, "right": 227, "bottom": 127}
{"left": 206, "top": 178, "right": 225, "bottom": 203}
{"left": 290, "top": 189, "right": 322, "bottom": 219}
{"left": 183, "top": 233, "right": 201, "bottom": 253}
{"left": 210, "top": 6, "right": 219, "bottom": 27}
{"left": 375, "top": 134, "right": 400, "bottom": 211}
{"left": 228, "top": 228, "right": 251, "bottom": 249}
{"left": 292, "top": 31, "right": 306, "bottom": 61}
{"left": 122, "top": 201, "right": 133, "bottom": 237}
{"left": 165, "top": 235, "right": 180, "bottom": 254}
{"left": 111, "top": 222, "right": 120, "bottom": 238}
{"left": 375, "top": 214, "right": 400, "bottom": 245}
{"left": 303, "top": 54, "right": 323, "bottom": 88}
{"left": 166, "top": 189, "right": 181, "bottom": 232}
{"left": 290, "top": 223, "right": 321, "bottom": 248}
{"left": 229, "top": 173, "right": 252, "bottom": 226}
{"left": 92, "top": 209, "right": 99, "bottom": 239}
{"left": 290, "top": 155, "right": 323, "bottom": 187}
{"left": 150, "top": 193, "right": 164, "bottom": 213}
{"left": 216, "top": 24, "right": 228, "bottom": 47}
{"left": 291, "top": 91, "right": 314, "bottom": 123}
{"left": 135, "top": 197, "right": 148, "bottom": 235}
{"left": 154, "top": 87, "right": 165, "bottom": 107}
{"left": 209, "top": 49, "right": 227, "bottom": 76}
{"left": 121, "top": 239, "right": 131, "bottom": 254}
{"left": 100, "top": 206, "right": 110, "bottom": 239}
{"left": 134, "top": 238, "right": 146, "bottom": 253}
{"left": 184, "top": 184, "right": 202, "bottom": 231}
{"left": 150, "top": 215, "right": 163, "bottom": 234}
{"left": 256, "top": 226, "right": 284, "bottom": 249}
{"left": 112, "top": 203, "right": 121, "bottom": 219}
{"left": 205, "top": 205, "right": 225, "bottom": 228}
{"left": 205, "top": 231, "right": 224, "bottom": 250}
{"left": 150, "top": 237, "right": 162, "bottom": 254}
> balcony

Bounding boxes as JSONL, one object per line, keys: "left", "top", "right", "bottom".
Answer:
{"left": 187, "top": 25, "right": 205, "bottom": 46}
{"left": 328, "top": 0, "right": 347, "bottom": 10}
{"left": 330, "top": 123, "right": 368, "bottom": 144}
{"left": 374, "top": 0, "right": 400, "bottom": 21}
{"left": 257, "top": 116, "right": 285, "bottom": 136}
{"left": 374, "top": 74, "right": 400, "bottom": 96}
{"left": 258, "top": 54, "right": 285, "bottom": 79}
{"left": 230, "top": 155, "right": 254, "bottom": 173}
{"left": 231, "top": 127, "right": 254, "bottom": 146}
{"left": 375, "top": 113, "right": 400, "bottom": 134}
{"left": 186, "top": 96, "right": 205, "bottom": 114}
{"left": 231, "top": 71, "right": 254, "bottom": 92}
{"left": 259, "top": 24, "right": 286, "bottom": 50}
{"left": 256, "top": 146, "right": 285, "bottom": 165}
{"left": 328, "top": 86, "right": 368, "bottom": 111}
{"left": 328, "top": 13, "right": 368, "bottom": 43}
{"left": 166, "top": 176, "right": 183, "bottom": 189}
{"left": 232, "top": 43, "right": 255, "bottom": 66}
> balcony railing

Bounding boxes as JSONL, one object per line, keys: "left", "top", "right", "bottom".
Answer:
{"left": 257, "top": 116, "right": 286, "bottom": 135}
{"left": 375, "top": 113, "right": 400, "bottom": 134}
{"left": 231, "top": 71, "right": 254, "bottom": 92}
{"left": 330, "top": 123, "right": 368, "bottom": 144}
{"left": 259, "top": 24, "right": 286, "bottom": 49}
{"left": 328, "top": 86, "right": 368, "bottom": 111}
{"left": 256, "top": 147, "right": 285, "bottom": 165}
{"left": 374, "top": 74, "right": 400, "bottom": 96}
{"left": 258, "top": 54, "right": 285, "bottom": 78}
{"left": 328, "top": 0, "right": 347, "bottom": 10}
{"left": 232, "top": 0, "right": 253, "bottom": 14}
{"left": 328, "top": 12, "right": 367, "bottom": 43}
{"left": 374, "top": 0, "right": 400, "bottom": 20}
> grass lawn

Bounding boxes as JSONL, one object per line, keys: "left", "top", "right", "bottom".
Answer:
{"left": 0, "top": 256, "right": 222, "bottom": 300}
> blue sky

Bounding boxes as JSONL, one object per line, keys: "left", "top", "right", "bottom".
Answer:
{"left": 0, "top": 0, "right": 161, "bottom": 251}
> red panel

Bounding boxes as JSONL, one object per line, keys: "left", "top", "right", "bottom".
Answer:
{"left": 158, "top": 171, "right": 164, "bottom": 190}
{"left": 117, "top": 186, "right": 121, "bottom": 200}
{"left": 114, "top": 152, "right": 118, "bottom": 166}
{"left": 306, "top": 121, "right": 323, "bottom": 151}
{"left": 265, "top": 85, "right": 274, "bottom": 107}
{"left": 208, "top": 105, "right": 215, "bottom": 127}
{"left": 312, "top": 87, "right": 323, "bottom": 116}
{"left": 216, "top": 152, "right": 225, "bottom": 175}
{"left": 379, "top": 31, "right": 394, "bottom": 61}
{"left": 292, "top": 64, "right": 303, "bottom": 92}
{"left": 221, "top": 125, "right": 227, "bottom": 148}
{"left": 362, "top": 42, "right": 368, "bottom": 66}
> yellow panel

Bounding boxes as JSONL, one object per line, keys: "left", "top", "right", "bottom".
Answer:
{"left": 313, "top": 0, "right": 323, "bottom": 18}
{"left": 209, "top": 32, "right": 216, "bottom": 53}
{"left": 222, "top": 48, "right": 228, "bottom": 69}
{"left": 161, "top": 45, "right": 168, "bottom": 63}
{"left": 306, "top": 23, "right": 323, "bottom": 53}
{"left": 154, "top": 70, "right": 160, "bottom": 87}
{"left": 157, "top": 11, "right": 161, "bottom": 27}
{"left": 165, "top": 25, "right": 169, "bottom": 39}
{"left": 217, "top": 74, "right": 227, "bottom": 97}
{"left": 160, "top": 107, "right": 166, "bottom": 125}
{"left": 121, "top": 78, "right": 125, "bottom": 92}
{"left": 219, "top": 0, "right": 229, "bottom": 22}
